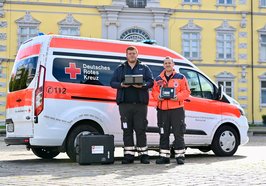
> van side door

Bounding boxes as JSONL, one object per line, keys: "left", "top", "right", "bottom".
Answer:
{"left": 179, "top": 68, "right": 222, "bottom": 137}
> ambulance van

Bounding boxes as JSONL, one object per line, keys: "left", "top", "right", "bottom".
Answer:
{"left": 5, "top": 35, "right": 249, "bottom": 161}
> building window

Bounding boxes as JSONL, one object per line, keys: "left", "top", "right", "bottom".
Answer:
{"left": 19, "top": 27, "right": 38, "bottom": 45}
{"left": 215, "top": 21, "right": 235, "bottom": 61}
{"left": 182, "top": 32, "right": 200, "bottom": 59}
{"left": 215, "top": 71, "right": 235, "bottom": 98}
{"left": 180, "top": 20, "right": 202, "bottom": 60}
{"left": 217, "top": 33, "right": 234, "bottom": 60}
{"left": 260, "top": 0, "right": 266, "bottom": 7}
{"left": 261, "top": 81, "right": 266, "bottom": 105}
{"left": 218, "top": 81, "right": 234, "bottom": 97}
{"left": 126, "top": 0, "right": 147, "bottom": 8}
{"left": 60, "top": 27, "right": 79, "bottom": 36}
{"left": 120, "top": 28, "right": 150, "bottom": 42}
{"left": 58, "top": 14, "right": 81, "bottom": 36}
{"left": 183, "top": 0, "right": 200, "bottom": 3}
{"left": 15, "top": 12, "right": 40, "bottom": 47}
{"left": 259, "top": 73, "right": 266, "bottom": 106}
{"left": 259, "top": 34, "right": 266, "bottom": 61}
{"left": 217, "top": 0, "right": 233, "bottom": 5}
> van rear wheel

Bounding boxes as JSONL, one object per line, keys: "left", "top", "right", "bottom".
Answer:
{"left": 211, "top": 125, "right": 239, "bottom": 156}
{"left": 66, "top": 125, "right": 99, "bottom": 162}
{"left": 31, "top": 147, "right": 60, "bottom": 159}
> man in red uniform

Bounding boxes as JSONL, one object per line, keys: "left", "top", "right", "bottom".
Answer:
{"left": 152, "top": 56, "right": 191, "bottom": 164}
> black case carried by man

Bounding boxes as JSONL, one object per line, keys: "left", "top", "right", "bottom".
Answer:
{"left": 124, "top": 74, "right": 144, "bottom": 85}
{"left": 160, "top": 87, "right": 176, "bottom": 99}
{"left": 76, "top": 134, "right": 115, "bottom": 165}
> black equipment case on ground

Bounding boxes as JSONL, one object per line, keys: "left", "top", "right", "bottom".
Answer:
{"left": 76, "top": 134, "right": 115, "bottom": 165}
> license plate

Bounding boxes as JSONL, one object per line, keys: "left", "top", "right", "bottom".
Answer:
{"left": 7, "top": 123, "right": 14, "bottom": 132}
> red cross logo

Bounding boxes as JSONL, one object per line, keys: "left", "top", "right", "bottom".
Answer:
{"left": 65, "top": 63, "right": 81, "bottom": 79}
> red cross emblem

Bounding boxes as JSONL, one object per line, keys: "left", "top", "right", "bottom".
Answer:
{"left": 65, "top": 63, "right": 81, "bottom": 79}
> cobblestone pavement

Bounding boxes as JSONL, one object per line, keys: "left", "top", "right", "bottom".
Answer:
{"left": 0, "top": 136, "right": 266, "bottom": 186}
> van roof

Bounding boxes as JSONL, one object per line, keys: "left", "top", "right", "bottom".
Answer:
{"left": 21, "top": 34, "right": 197, "bottom": 69}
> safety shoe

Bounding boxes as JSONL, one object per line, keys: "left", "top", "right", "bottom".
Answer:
{"left": 176, "top": 157, "right": 185, "bottom": 165}
{"left": 156, "top": 157, "right": 170, "bottom": 164}
{"left": 122, "top": 155, "right": 134, "bottom": 164}
{"left": 140, "top": 155, "right": 150, "bottom": 164}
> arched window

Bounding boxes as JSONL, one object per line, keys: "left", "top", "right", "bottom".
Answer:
{"left": 120, "top": 28, "right": 150, "bottom": 42}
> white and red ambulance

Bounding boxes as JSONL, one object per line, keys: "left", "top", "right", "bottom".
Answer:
{"left": 5, "top": 35, "right": 249, "bottom": 161}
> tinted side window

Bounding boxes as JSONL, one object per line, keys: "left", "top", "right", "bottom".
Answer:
{"left": 180, "top": 68, "right": 215, "bottom": 100}
{"left": 52, "top": 58, "right": 120, "bottom": 86}
{"left": 9, "top": 57, "right": 38, "bottom": 92}
{"left": 147, "top": 65, "right": 164, "bottom": 78}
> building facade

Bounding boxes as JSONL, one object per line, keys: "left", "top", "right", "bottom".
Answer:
{"left": 0, "top": 0, "right": 265, "bottom": 125}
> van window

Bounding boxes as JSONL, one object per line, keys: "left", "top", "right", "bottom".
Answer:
{"left": 180, "top": 68, "right": 215, "bottom": 99}
{"left": 147, "top": 65, "right": 164, "bottom": 78}
{"left": 52, "top": 58, "right": 120, "bottom": 86}
{"left": 9, "top": 57, "right": 38, "bottom": 92}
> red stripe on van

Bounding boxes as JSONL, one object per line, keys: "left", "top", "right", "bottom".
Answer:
{"left": 6, "top": 89, "right": 33, "bottom": 109}
{"left": 16, "top": 44, "right": 41, "bottom": 61}
{"left": 44, "top": 81, "right": 240, "bottom": 118}
{"left": 44, "top": 81, "right": 158, "bottom": 106}
{"left": 184, "top": 97, "right": 241, "bottom": 118}
{"left": 50, "top": 38, "right": 184, "bottom": 60}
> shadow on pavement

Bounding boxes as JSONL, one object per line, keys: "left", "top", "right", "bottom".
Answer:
{"left": 0, "top": 153, "right": 247, "bottom": 180}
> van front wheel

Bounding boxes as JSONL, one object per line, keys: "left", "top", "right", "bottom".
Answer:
{"left": 66, "top": 125, "right": 98, "bottom": 162}
{"left": 31, "top": 147, "right": 60, "bottom": 159}
{"left": 211, "top": 125, "right": 239, "bottom": 156}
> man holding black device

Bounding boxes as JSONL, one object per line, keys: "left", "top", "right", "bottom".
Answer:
{"left": 110, "top": 46, "right": 154, "bottom": 164}
{"left": 152, "top": 56, "right": 191, "bottom": 165}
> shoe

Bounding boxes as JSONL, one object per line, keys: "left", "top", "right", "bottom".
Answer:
{"left": 122, "top": 155, "right": 134, "bottom": 164}
{"left": 140, "top": 155, "right": 150, "bottom": 164}
{"left": 176, "top": 157, "right": 185, "bottom": 165}
{"left": 156, "top": 157, "right": 170, "bottom": 164}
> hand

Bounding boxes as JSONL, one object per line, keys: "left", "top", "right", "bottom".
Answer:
{"left": 132, "top": 84, "right": 143, "bottom": 88}
{"left": 171, "top": 96, "right": 178, "bottom": 101}
{"left": 158, "top": 96, "right": 164, "bottom": 101}
{"left": 121, "top": 82, "right": 130, "bottom": 88}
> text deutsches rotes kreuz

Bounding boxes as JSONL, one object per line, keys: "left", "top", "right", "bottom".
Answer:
{"left": 82, "top": 64, "right": 111, "bottom": 80}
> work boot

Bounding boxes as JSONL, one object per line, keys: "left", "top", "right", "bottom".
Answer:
{"left": 176, "top": 157, "right": 185, "bottom": 165}
{"left": 140, "top": 154, "right": 150, "bottom": 164}
{"left": 156, "top": 157, "right": 170, "bottom": 164}
{"left": 122, "top": 154, "right": 134, "bottom": 164}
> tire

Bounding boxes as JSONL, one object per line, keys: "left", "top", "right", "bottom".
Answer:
{"left": 198, "top": 146, "right": 211, "bottom": 153}
{"left": 66, "top": 125, "right": 99, "bottom": 162}
{"left": 31, "top": 147, "right": 60, "bottom": 159}
{"left": 211, "top": 125, "right": 239, "bottom": 156}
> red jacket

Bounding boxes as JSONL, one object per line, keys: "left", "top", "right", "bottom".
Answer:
{"left": 152, "top": 70, "right": 191, "bottom": 110}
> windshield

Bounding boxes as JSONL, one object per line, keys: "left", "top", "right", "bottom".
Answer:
{"left": 9, "top": 56, "right": 38, "bottom": 92}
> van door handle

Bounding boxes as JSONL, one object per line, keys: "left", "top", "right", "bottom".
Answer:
{"left": 184, "top": 99, "right": 191, "bottom": 102}
{"left": 16, "top": 98, "right": 22, "bottom": 102}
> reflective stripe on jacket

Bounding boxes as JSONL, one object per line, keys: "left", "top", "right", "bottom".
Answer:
{"left": 152, "top": 69, "right": 191, "bottom": 110}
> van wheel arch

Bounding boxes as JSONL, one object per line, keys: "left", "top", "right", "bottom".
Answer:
{"left": 65, "top": 120, "right": 104, "bottom": 162}
{"left": 211, "top": 123, "right": 240, "bottom": 156}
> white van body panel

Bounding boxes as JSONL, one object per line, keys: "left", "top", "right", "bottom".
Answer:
{"left": 5, "top": 35, "right": 249, "bottom": 156}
